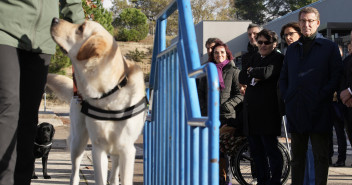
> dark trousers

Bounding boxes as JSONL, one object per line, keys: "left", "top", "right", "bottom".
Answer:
{"left": 328, "top": 102, "right": 347, "bottom": 162}
{"left": 247, "top": 135, "right": 283, "bottom": 185}
{"left": 291, "top": 133, "right": 329, "bottom": 185}
{"left": 344, "top": 118, "right": 352, "bottom": 146}
{"left": 329, "top": 117, "right": 347, "bottom": 162}
{"left": 0, "top": 45, "right": 50, "bottom": 185}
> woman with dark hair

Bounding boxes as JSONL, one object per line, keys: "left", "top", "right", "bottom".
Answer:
{"left": 198, "top": 41, "right": 243, "bottom": 185}
{"left": 280, "top": 22, "right": 302, "bottom": 46}
{"left": 239, "top": 29, "right": 284, "bottom": 185}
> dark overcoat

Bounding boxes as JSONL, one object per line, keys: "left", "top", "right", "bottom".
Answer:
{"left": 279, "top": 34, "right": 343, "bottom": 133}
{"left": 340, "top": 55, "right": 352, "bottom": 121}
{"left": 239, "top": 50, "right": 284, "bottom": 136}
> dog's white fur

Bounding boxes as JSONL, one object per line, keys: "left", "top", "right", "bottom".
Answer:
{"left": 48, "top": 19, "right": 146, "bottom": 185}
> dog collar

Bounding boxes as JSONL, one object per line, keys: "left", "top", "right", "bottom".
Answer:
{"left": 92, "top": 76, "right": 128, "bottom": 100}
{"left": 34, "top": 142, "right": 53, "bottom": 147}
{"left": 81, "top": 97, "right": 148, "bottom": 121}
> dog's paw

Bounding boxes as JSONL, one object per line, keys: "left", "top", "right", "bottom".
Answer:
{"left": 44, "top": 175, "right": 51, "bottom": 179}
{"left": 32, "top": 175, "right": 38, "bottom": 179}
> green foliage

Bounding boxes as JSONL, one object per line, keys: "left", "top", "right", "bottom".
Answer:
{"left": 111, "top": 0, "right": 132, "bottom": 15}
{"left": 130, "top": 0, "right": 170, "bottom": 22}
{"left": 81, "top": 0, "right": 114, "bottom": 34}
{"left": 114, "top": 0, "right": 234, "bottom": 35}
{"left": 113, "top": 8, "right": 149, "bottom": 41}
{"left": 235, "top": 0, "right": 266, "bottom": 24}
{"left": 265, "top": 0, "right": 291, "bottom": 21}
{"left": 125, "top": 48, "right": 146, "bottom": 62}
{"left": 288, "top": 0, "right": 320, "bottom": 11}
{"left": 234, "top": 0, "right": 320, "bottom": 24}
{"left": 129, "top": 0, "right": 177, "bottom": 35}
{"left": 49, "top": 46, "right": 71, "bottom": 75}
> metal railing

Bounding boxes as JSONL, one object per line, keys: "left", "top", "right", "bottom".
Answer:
{"left": 143, "top": 0, "right": 220, "bottom": 184}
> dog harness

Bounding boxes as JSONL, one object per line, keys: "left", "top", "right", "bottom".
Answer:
{"left": 81, "top": 97, "right": 147, "bottom": 121}
{"left": 80, "top": 76, "right": 148, "bottom": 121}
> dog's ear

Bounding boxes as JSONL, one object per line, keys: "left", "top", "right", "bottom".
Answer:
{"left": 77, "top": 35, "right": 107, "bottom": 60}
{"left": 50, "top": 125, "right": 55, "bottom": 141}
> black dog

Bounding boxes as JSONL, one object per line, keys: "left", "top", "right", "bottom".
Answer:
{"left": 32, "top": 122, "right": 55, "bottom": 179}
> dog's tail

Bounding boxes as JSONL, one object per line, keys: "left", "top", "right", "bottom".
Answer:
{"left": 46, "top": 73, "right": 73, "bottom": 103}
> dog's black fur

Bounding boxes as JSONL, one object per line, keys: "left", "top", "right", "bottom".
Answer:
{"left": 32, "top": 122, "right": 55, "bottom": 179}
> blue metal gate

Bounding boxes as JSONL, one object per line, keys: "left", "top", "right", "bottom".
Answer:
{"left": 143, "top": 0, "right": 220, "bottom": 184}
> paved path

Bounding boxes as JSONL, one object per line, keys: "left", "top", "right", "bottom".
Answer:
{"left": 32, "top": 104, "right": 352, "bottom": 184}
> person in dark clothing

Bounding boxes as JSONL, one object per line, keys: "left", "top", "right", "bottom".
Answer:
{"left": 241, "top": 24, "right": 262, "bottom": 71}
{"left": 279, "top": 7, "right": 343, "bottom": 185}
{"left": 198, "top": 41, "right": 243, "bottom": 185}
{"left": 339, "top": 30, "right": 352, "bottom": 167}
{"left": 239, "top": 29, "right": 284, "bottom": 185}
{"left": 328, "top": 45, "right": 349, "bottom": 167}
{"left": 280, "top": 22, "right": 317, "bottom": 185}
{"left": 329, "top": 95, "right": 348, "bottom": 167}
{"left": 0, "top": 1, "right": 84, "bottom": 185}
{"left": 279, "top": 22, "right": 302, "bottom": 116}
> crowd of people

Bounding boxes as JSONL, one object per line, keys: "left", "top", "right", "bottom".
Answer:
{"left": 199, "top": 7, "right": 351, "bottom": 185}
{"left": 0, "top": 2, "right": 351, "bottom": 185}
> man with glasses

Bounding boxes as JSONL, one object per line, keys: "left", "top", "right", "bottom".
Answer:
{"left": 241, "top": 24, "right": 262, "bottom": 70}
{"left": 279, "top": 7, "right": 343, "bottom": 185}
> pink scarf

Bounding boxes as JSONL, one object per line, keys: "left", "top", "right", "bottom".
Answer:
{"left": 215, "top": 60, "right": 230, "bottom": 90}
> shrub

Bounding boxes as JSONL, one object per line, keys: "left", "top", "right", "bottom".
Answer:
{"left": 82, "top": 0, "right": 114, "bottom": 34}
{"left": 147, "top": 46, "right": 153, "bottom": 55}
{"left": 125, "top": 48, "right": 146, "bottom": 63}
{"left": 113, "top": 8, "right": 149, "bottom": 41}
{"left": 49, "top": 46, "right": 71, "bottom": 74}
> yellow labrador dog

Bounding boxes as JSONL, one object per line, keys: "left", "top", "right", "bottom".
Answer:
{"left": 47, "top": 18, "right": 146, "bottom": 185}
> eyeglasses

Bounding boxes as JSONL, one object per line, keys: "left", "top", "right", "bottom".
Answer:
{"left": 283, "top": 32, "right": 298, "bottom": 38}
{"left": 257, "top": 40, "right": 272, "bottom": 45}
{"left": 299, "top": 19, "right": 316, "bottom": 25}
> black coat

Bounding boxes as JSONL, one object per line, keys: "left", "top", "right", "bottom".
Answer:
{"left": 239, "top": 50, "right": 284, "bottom": 136}
{"left": 279, "top": 34, "right": 343, "bottom": 133}
{"left": 340, "top": 54, "right": 352, "bottom": 121}
{"left": 241, "top": 42, "right": 258, "bottom": 70}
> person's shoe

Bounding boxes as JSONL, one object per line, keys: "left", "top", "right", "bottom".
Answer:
{"left": 332, "top": 161, "right": 345, "bottom": 167}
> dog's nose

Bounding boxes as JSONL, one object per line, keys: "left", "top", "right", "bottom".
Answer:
{"left": 52, "top": 18, "right": 59, "bottom": 25}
